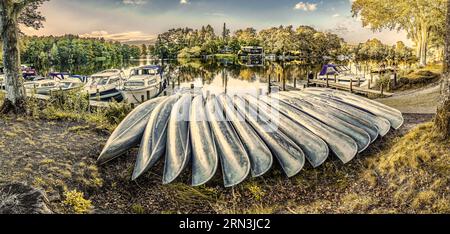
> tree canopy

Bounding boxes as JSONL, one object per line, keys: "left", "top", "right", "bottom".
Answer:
{"left": 352, "top": 0, "right": 446, "bottom": 66}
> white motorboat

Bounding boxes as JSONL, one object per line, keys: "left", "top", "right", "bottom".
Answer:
{"left": 318, "top": 64, "right": 366, "bottom": 83}
{"left": 121, "top": 65, "right": 164, "bottom": 103}
{"left": 84, "top": 69, "right": 125, "bottom": 101}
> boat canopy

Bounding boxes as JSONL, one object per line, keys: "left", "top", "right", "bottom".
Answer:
{"left": 319, "top": 64, "right": 339, "bottom": 76}
{"left": 131, "top": 65, "right": 162, "bottom": 76}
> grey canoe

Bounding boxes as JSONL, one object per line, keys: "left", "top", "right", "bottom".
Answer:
{"left": 293, "top": 91, "right": 391, "bottom": 137}
{"left": 243, "top": 94, "right": 328, "bottom": 168}
{"left": 303, "top": 88, "right": 404, "bottom": 129}
{"left": 97, "top": 96, "right": 168, "bottom": 165}
{"left": 307, "top": 88, "right": 403, "bottom": 116}
{"left": 248, "top": 95, "right": 358, "bottom": 164}
{"left": 132, "top": 95, "right": 180, "bottom": 180}
{"left": 280, "top": 92, "right": 379, "bottom": 143}
{"left": 233, "top": 95, "right": 306, "bottom": 176}
{"left": 217, "top": 94, "right": 273, "bottom": 177}
{"left": 269, "top": 94, "right": 371, "bottom": 153}
{"left": 205, "top": 95, "right": 251, "bottom": 187}
{"left": 163, "top": 94, "right": 192, "bottom": 184}
{"left": 190, "top": 95, "right": 219, "bottom": 186}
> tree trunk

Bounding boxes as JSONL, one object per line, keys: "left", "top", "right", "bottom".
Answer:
{"left": 434, "top": 0, "right": 450, "bottom": 140}
{"left": 0, "top": 1, "right": 27, "bottom": 114}
{"left": 418, "top": 26, "right": 429, "bottom": 67}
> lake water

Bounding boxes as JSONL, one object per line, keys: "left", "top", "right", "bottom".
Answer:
{"left": 96, "top": 58, "right": 325, "bottom": 95}
{"left": 54, "top": 57, "right": 370, "bottom": 97}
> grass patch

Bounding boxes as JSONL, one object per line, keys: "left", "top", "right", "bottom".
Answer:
{"left": 366, "top": 122, "right": 450, "bottom": 213}
{"left": 63, "top": 190, "right": 93, "bottom": 214}
{"left": 395, "top": 64, "right": 442, "bottom": 90}
{"left": 29, "top": 90, "right": 132, "bottom": 132}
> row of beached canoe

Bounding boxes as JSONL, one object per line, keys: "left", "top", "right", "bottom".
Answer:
{"left": 97, "top": 88, "right": 404, "bottom": 187}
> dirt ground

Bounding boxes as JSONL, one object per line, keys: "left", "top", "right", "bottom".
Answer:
{"left": 377, "top": 82, "right": 441, "bottom": 114}
{"left": 0, "top": 113, "right": 437, "bottom": 214}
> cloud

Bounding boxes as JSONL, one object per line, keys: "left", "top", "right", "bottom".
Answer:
{"left": 80, "top": 30, "right": 156, "bottom": 43}
{"left": 122, "top": 0, "right": 147, "bottom": 5}
{"left": 180, "top": 0, "right": 190, "bottom": 4}
{"left": 332, "top": 14, "right": 340, "bottom": 18}
{"left": 294, "top": 2, "right": 317, "bottom": 11}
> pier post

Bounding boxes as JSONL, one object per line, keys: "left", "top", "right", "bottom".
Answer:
{"left": 326, "top": 76, "right": 329, "bottom": 88}
{"left": 146, "top": 90, "right": 150, "bottom": 100}
{"left": 141, "top": 95, "right": 145, "bottom": 103}
{"left": 60, "top": 87, "right": 64, "bottom": 105}
{"left": 380, "top": 84, "right": 384, "bottom": 96}
{"left": 268, "top": 74, "right": 271, "bottom": 94}
{"left": 394, "top": 70, "right": 398, "bottom": 88}
{"left": 357, "top": 77, "right": 361, "bottom": 87}
{"left": 96, "top": 89, "right": 100, "bottom": 101}
{"left": 350, "top": 79, "right": 353, "bottom": 93}
{"left": 86, "top": 91, "right": 91, "bottom": 112}
{"left": 334, "top": 74, "right": 337, "bottom": 83}
{"left": 131, "top": 103, "right": 135, "bottom": 109}
{"left": 306, "top": 73, "right": 310, "bottom": 88}
{"left": 293, "top": 77, "right": 297, "bottom": 89}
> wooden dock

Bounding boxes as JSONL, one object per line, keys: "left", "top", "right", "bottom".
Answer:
{"left": 307, "top": 79, "right": 393, "bottom": 97}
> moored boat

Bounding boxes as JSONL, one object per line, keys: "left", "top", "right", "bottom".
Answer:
{"left": 121, "top": 65, "right": 164, "bottom": 104}
{"left": 84, "top": 69, "right": 125, "bottom": 102}
{"left": 318, "top": 64, "right": 366, "bottom": 83}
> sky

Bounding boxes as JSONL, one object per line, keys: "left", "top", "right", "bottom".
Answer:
{"left": 22, "top": 0, "right": 412, "bottom": 46}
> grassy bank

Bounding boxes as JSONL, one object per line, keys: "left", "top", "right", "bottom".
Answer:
{"left": 0, "top": 93, "right": 448, "bottom": 214}
{"left": 394, "top": 64, "right": 442, "bottom": 91}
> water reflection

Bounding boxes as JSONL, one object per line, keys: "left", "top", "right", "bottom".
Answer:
{"left": 57, "top": 57, "right": 330, "bottom": 95}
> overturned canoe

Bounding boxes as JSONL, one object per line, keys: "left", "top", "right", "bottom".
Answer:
{"left": 251, "top": 95, "right": 358, "bottom": 164}
{"left": 163, "top": 94, "right": 192, "bottom": 184}
{"left": 233, "top": 95, "right": 306, "bottom": 176}
{"left": 303, "top": 88, "right": 404, "bottom": 129}
{"left": 218, "top": 94, "right": 273, "bottom": 177}
{"left": 206, "top": 95, "right": 251, "bottom": 187}
{"left": 294, "top": 92, "right": 391, "bottom": 137}
{"left": 190, "top": 95, "right": 219, "bottom": 186}
{"left": 308, "top": 88, "right": 402, "bottom": 116}
{"left": 98, "top": 87, "right": 403, "bottom": 187}
{"left": 97, "top": 97, "right": 167, "bottom": 165}
{"left": 270, "top": 94, "right": 371, "bottom": 153}
{"left": 243, "top": 94, "right": 328, "bottom": 168}
{"left": 132, "top": 95, "right": 179, "bottom": 180}
{"left": 280, "top": 92, "right": 379, "bottom": 142}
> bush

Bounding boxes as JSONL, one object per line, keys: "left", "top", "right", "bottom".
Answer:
{"left": 63, "top": 190, "right": 93, "bottom": 214}
{"left": 34, "top": 90, "right": 132, "bottom": 132}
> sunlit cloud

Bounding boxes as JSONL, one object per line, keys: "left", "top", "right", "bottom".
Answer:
{"left": 80, "top": 30, "right": 156, "bottom": 43}
{"left": 294, "top": 2, "right": 317, "bottom": 11}
{"left": 180, "top": 0, "right": 190, "bottom": 4}
{"left": 122, "top": 0, "right": 147, "bottom": 5}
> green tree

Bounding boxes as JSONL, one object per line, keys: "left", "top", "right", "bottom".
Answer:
{"left": 141, "top": 44, "right": 147, "bottom": 56}
{"left": 352, "top": 0, "right": 446, "bottom": 66}
{"left": 0, "top": 0, "right": 48, "bottom": 113}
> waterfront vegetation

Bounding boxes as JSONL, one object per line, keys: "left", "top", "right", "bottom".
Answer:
{"left": 1, "top": 91, "right": 447, "bottom": 214}
{"left": 0, "top": 0, "right": 448, "bottom": 215}
{"left": 18, "top": 35, "right": 141, "bottom": 75}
